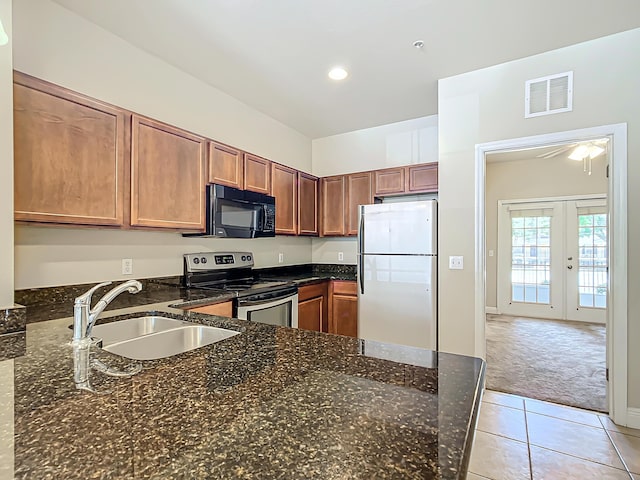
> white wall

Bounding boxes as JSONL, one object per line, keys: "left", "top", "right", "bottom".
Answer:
{"left": 311, "top": 115, "right": 438, "bottom": 264}
{"left": 11, "top": 0, "right": 313, "bottom": 289}
{"left": 437, "top": 28, "right": 640, "bottom": 406}
{"left": 312, "top": 115, "right": 438, "bottom": 177}
{"left": 14, "top": 227, "right": 311, "bottom": 289}
{"left": 0, "top": 0, "right": 13, "bottom": 308}
{"left": 485, "top": 154, "right": 607, "bottom": 308}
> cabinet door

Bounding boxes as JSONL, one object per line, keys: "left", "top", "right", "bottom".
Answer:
{"left": 321, "top": 176, "right": 346, "bottom": 236}
{"left": 346, "top": 172, "right": 373, "bottom": 236}
{"left": 298, "top": 296, "right": 323, "bottom": 332}
{"left": 374, "top": 167, "right": 405, "bottom": 196}
{"left": 407, "top": 163, "right": 438, "bottom": 193}
{"left": 330, "top": 281, "right": 358, "bottom": 337}
{"left": 244, "top": 153, "right": 271, "bottom": 194}
{"left": 298, "top": 172, "right": 319, "bottom": 236}
{"left": 271, "top": 163, "right": 297, "bottom": 235}
{"left": 13, "top": 73, "right": 127, "bottom": 226}
{"left": 209, "top": 142, "right": 244, "bottom": 189}
{"left": 131, "top": 115, "right": 206, "bottom": 230}
{"left": 299, "top": 282, "right": 328, "bottom": 332}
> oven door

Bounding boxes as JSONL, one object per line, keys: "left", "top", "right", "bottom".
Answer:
{"left": 236, "top": 289, "right": 298, "bottom": 328}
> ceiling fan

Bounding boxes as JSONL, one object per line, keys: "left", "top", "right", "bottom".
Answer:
{"left": 535, "top": 138, "right": 609, "bottom": 160}
{"left": 535, "top": 138, "right": 609, "bottom": 176}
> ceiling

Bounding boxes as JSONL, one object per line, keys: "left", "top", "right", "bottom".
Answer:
{"left": 52, "top": 0, "right": 640, "bottom": 138}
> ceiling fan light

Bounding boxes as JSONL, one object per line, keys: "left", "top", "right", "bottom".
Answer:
{"left": 589, "top": 145, "right": 605, "bottom": 159}
{"left": 568, "top": 145, "right": 589, "bottom": 161}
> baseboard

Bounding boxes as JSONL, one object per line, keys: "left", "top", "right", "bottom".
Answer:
{"left": 485, "top": 306, "right": 499, "bottom": 314}
{"left": 627, "top": 408, "right": 640, "bottom": 429}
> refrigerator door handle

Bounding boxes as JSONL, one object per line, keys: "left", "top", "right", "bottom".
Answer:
{"left": 358, "top": 210, "right": 365, "bottom": 294}
{"left": 358, "top": 207, "right": 365, "bottom": 255}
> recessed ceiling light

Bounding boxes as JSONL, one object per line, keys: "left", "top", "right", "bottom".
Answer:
{"left": 328, "top": 67, "right": 348, "bottom": 81}
{"left": 413, "top": 40, "right": 424, "bottom": 49}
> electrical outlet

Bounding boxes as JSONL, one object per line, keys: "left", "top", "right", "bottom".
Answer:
{"left": 338, "top": 252, "right": 344, "bottom": 261}
{"left": 449, "top": 256, "right": 463, "bottom": 270}
{"left": 278, "top": 253, "right": 284, "bottom": 264}
{"left": 122, "top": 258, "right": 133, "bottom": 275}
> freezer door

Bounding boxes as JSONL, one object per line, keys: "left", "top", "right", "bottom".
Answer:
{"left": 360, "top": 201, "right": 436, "bottom": 255}
{"left": 357, "top": 254, "right": 437, "bottom": 350}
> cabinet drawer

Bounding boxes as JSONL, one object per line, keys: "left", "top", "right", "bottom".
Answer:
{"left": 187, "top": 301, "right": 233, "bottom": 317}
{"left": 332, "top": 280, "right": 357, "bottom": 296}
{"left": 298, "top": 281, "right": 328, "bottom": 302}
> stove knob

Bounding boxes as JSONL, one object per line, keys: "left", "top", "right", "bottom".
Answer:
{"left": 241, "top": 255, "right": 247, "bottom": 261}
{"left": 201, "top": 257, "right": 207, "bottom": 264}
{"left": 193, "top": 258, "right": 200, "bottom": 265}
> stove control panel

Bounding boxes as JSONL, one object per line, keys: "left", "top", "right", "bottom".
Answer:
{"left": 184, "top": 252, "right": 254, "bottom": 272}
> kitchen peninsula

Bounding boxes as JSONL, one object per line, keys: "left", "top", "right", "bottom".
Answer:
{"left": 4, "top": 278, "right": 484, "bottom": 479}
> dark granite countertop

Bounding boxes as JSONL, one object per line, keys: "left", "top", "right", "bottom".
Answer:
{"left": 5, "top": 274, "right": 484, "bottom": 479}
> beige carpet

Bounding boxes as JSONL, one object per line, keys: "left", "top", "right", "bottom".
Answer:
{"left": 485, "top": 314, "right": 607, "bottom": 412}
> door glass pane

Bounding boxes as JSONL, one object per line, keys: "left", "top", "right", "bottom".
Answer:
{"left": 577, "top": 213, "right": 607, "bottom": 309}
{"left": 511, "top": 215, "right": 551, "bottom": 304}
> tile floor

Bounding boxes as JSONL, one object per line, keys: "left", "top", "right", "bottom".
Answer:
{"left": 467, "top": 390, "right": 640, "bottom": 479}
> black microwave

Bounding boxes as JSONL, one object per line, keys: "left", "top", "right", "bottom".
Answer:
{"left": 185, "top": 184, "right": 276, "bottom": 238}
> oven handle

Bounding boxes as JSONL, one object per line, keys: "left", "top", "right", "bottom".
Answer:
{"left": 236, "top": 287, "right": 298, "bottom": 306}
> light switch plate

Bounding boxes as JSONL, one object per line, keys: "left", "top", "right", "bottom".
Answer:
{"left": 338, "top": 252, "right": 344, "bottom": 261}
{"left": 449, "top": 256, "right": 463, "bottom": 270}
{"left": 278, "top": 253, "right": 284, "bottom": 264}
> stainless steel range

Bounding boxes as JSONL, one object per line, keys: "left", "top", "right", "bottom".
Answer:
{"left": 183, "top": 252, "right": 298, "bottom": 328}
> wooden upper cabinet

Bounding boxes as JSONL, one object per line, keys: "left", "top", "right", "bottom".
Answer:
{"left": 244, "top": 153, "right": 271, "bottom": 194}
{"left": 346, "top": 172, "right": 373, "bottom": 236}
{"left": 208, "top": 141, "right": 244, "bottom": 189}
{"left": 130, "top": 115, "right": 206, "bottom": 230}
{"left": 407, "top": 163, "right": 438, "bottom": 193}
{"left": 374, "top": 167, "right": 405, "bottom": 196}
{"left": 271, "top": 163, "right": 298, "bottom": 235}
{"left": 13, "top": 72, "right": 127, "bottom": 226}
{"left": 298, "top": 172, "right": 319, "bottom": 236}
{"left": 321, "top": 175, "right": 346, "bottom": 236}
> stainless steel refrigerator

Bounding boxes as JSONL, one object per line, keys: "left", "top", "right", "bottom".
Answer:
{"left": 357, "top": 200, "right": 437, "bottom": 350}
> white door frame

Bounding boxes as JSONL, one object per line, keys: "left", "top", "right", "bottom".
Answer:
{"left": 475, "top": 123, "right": 628, "bottom": 424}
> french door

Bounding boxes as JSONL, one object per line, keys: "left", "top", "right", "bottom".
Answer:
{"left": 498, "top": 197, "right": 607, "bottom": 323}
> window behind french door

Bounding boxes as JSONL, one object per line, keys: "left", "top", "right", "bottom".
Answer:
{"left": 498, "top": 197, "right": 607, "bottom": 323}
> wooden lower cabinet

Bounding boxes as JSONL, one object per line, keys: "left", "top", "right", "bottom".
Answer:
{"left": 329, "top": 281, "right": 358, "bottom": 338}
{"left": 298, "top": 282, "right": 328, "bottom": 332}
{"left": 186, "top": 301, "right": 233, "bottom": 317}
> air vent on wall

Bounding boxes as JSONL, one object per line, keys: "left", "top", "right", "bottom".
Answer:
{"left": 525, "top": 71, "right": 573, "bottom": 118}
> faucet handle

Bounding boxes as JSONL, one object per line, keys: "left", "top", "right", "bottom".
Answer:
{"left": 75, "top": 281, "right": 112, "bottom": 305}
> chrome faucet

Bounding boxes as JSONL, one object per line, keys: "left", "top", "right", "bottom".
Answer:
{"left": 72, "top": 280, "right": 143, "bottom": 344}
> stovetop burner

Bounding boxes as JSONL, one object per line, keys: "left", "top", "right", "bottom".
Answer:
{"left": 183, "top": 251, "right": 295, "bottom": 298}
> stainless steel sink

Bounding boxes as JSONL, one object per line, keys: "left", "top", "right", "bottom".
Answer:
{"left": 92, "top": 316, "right": 239, "bottom": 360}
{"left": 92, "top": 316, "right": 188, "bottom": 345}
